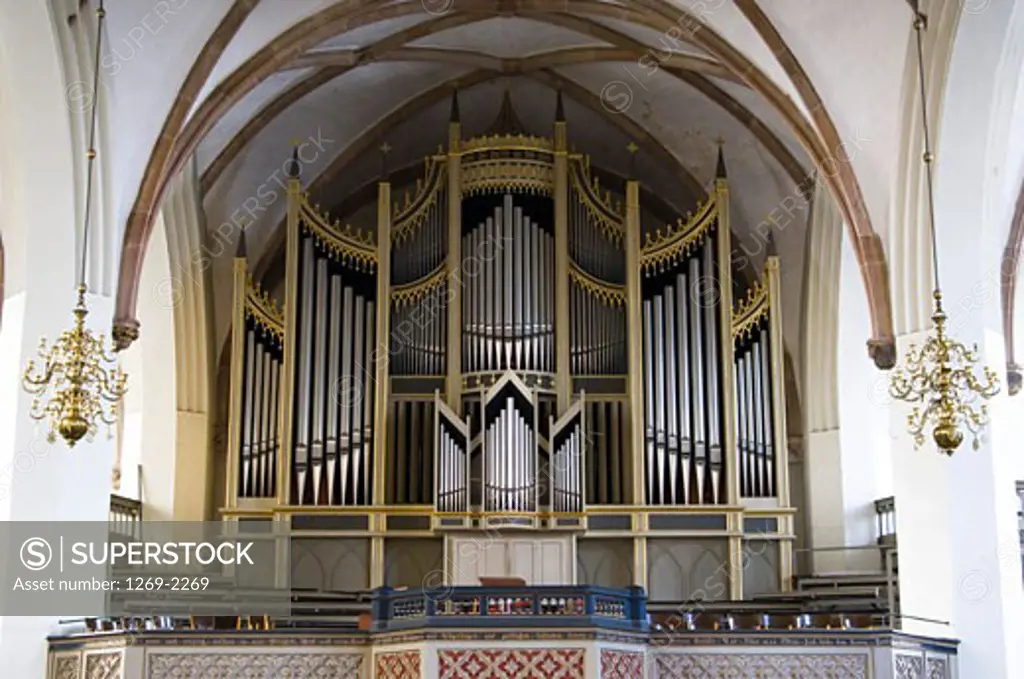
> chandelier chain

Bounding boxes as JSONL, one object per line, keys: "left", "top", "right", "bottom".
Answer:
{"left": 913, "top": 11, "right": 943, "bottom": 297}
{"left": 79, "top": 0, "right": 106, "bottom": 292}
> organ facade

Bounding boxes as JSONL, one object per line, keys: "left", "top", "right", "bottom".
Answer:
{"left": 222, "top": 93, "right": 793, "bottom": 600}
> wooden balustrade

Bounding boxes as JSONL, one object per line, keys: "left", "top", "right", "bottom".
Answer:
{"left": 108, "top": 494, "right": 142, "bottom": 539}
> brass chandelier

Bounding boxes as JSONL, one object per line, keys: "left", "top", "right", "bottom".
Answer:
{"left": 22, "top": 0, "right": 127, "bottom": 446}
{"left": 888, "top": 8, "right": 999, "bottom": 454}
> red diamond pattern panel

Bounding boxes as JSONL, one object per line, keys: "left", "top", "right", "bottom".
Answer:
{"left": 439, "top": 648, "right": 585, "bottom": 679}
{"left": 600, "top": 649, "right": 644, "bottom": 679}
{"left": 376, "top": 650, "right": 421, "bottom": 679}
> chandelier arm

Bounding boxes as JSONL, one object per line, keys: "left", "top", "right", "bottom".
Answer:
{"left": 23, "top": 362, "right": 59, "bottom": 389}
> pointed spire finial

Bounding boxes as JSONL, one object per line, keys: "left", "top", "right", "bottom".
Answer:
{"left": 379, "top": 141, "right": 392, "bottom": 179}
{"left": 449, "top": 89, "right": 460, "bottom": 123}
{"left": 555, "top": 89, "right": 565, "bottom": 123}
{"left": 286, "top": 138, "right": 301, "bottom": 180}
{"left": 236, "top": 217, "right": 250, "bottom": 258}
{"left": 766, "top": 230, "right": 778, "bottom": 257}
{"left": 714, "top": 136, "right": 727, "bottom": 179}
{"left": 626, "top": 141, "right": 639, "bottom": 178}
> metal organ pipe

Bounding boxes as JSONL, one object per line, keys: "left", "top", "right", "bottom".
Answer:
{"left": 311, "top": 259, "right": 328, "bottom": 504}
{"left": 664, "top": 286, "right": 679, "bottom": 505}
{"left": 702, "top": 240, "right": 722, "bottom": 504}
{"left": 326, "top": 275, "right": 341, "bottom": 504}
{"left": 514, "top": 206, "right": 524, "bottom": 370}
{"left": 258, "top": 346, "right": 271, "bottom": 497}
{"left": 241, "top": 330, "right": 255, "bottom": 496}
{"left": 352, "top": 295, "right": 366, "bottom": 506}
{"left": 688, "top": 255, "right": 706, "bottom": 504}
{"left": 340, "top": 286, "right": 354, "bottom": 505}
{"left": 363, "top": 301, "right": 376, "bottom": 504}
{"left": 749, "top": 342, "right": 757, "bottom": 497}
{"left": 642, "top": 299, "right": 656, "bottom": 504}
{"left": 295, "top": 240, "right": 315, "bottom": 503}
{"left": 736, "top": 352, "right": 747, "bottom": 497}
{"left": 760, "top": 328, "right": 775, "bottom": 496}
{"left": 268, "top": 352, "right": 279, "bottom": 496}
{"left": 653, "top": 293, "right": 666, "bottom": 504}
{"left": 675, "top": 272, "right": 692, "bottom": 504}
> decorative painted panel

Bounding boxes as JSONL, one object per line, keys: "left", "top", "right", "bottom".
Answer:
{"left": 53, "top": 655, "right": 81, "bottom": 679}
{"left": 85, "top": 652, "right": 122, "bottom": 679}
{"left": 377, "top": 650, "right": 421, "bottom": 679}
{"left": 601, "top": 649, "right": 644, "bottom": 679}
{"left": 895, "top": 653, "right": 924, "bottom": 679}
{"left": 147, "top": 652, "right": 363, "bottom": 678}
{"left": 927, "top": 656, "right": 948, "bottom": 679}
{"left": 655, "top": 652, "right": 868, "bottom": 678}
{"left": 438, "top": 648, "right": 585, "bottom": 679}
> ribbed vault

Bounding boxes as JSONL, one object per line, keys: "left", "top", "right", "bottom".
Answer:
{"left": 103, "top": 0, "right": 904, "bottom": 366}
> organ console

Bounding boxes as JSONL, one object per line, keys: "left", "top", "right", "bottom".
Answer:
{"left": 223, "top": 91, "right": 793, "bottom": 597}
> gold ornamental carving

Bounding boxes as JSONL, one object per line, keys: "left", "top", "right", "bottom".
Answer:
{"left": 461, "top": 158, "right": 554, "bottom": 196}
{"left": 569, "top": 157, "right": 624, "bottom": 241}
{"left": 393, "top": 157, "right": 446, "bottom": 243}
{"left": 461, "top": 133, "right": 554, "bottom": 155}
{"left": 640, "top": 198, "right": 718, "bottom": 274}
{"left": 731, "top": 278, "right": 769, "bottom": 341}
{"left": 298, "top": 196, "right": 378, "bottom": 271}
{"left": 391, "top": 263, "right": 447, "bottom": 307}
{"left": 244, "top": 275, "right": 284, "bottom": 343}
{"left": 569, "top": 260, "right": 626, "bottom": 307}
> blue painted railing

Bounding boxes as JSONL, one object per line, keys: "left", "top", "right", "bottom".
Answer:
{"left": 371, "top": 585, "right": 647, "bottom": 631}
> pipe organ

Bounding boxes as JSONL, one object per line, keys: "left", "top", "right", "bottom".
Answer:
{"left": 223, "top": 93, "right": 793, "bottom": 595}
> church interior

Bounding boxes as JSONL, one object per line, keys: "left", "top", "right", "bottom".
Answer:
{"left": 1, "top": 1, "right": 1024, "bottom": 678}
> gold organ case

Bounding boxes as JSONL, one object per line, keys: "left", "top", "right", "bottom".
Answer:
{"left": 223, "top": 93, "right": 793, "bottom": 599}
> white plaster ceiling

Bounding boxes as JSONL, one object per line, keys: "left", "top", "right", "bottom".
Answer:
{"left": 203, "top": 59, "right": 471, "bottom": 240}
{"left": 406, "top": 17, "right": 607, "bottom": 57}
{"left": 196, "top": 68, "right": 318, "bottom": 172}
{"left": 310, "top": 14, "right": 434, "bottom": 52}
{"left": 756, "top": 0, "right": 910, "bottom": 241}
{"left": 583, "top": 15, "right": 712, "bottom": 59}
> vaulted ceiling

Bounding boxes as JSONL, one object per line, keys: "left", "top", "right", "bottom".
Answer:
{"left": 92, "top": 0, "right": 915, "bottom": 357}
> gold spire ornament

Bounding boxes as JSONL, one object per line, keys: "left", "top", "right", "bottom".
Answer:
{"left": 21, "top": 0, "right": 128, "bottom": 447}
{"left": 888, "top": 8, "right": 999, "bottom": 454}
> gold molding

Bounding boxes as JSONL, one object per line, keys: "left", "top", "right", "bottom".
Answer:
{"left": 731, "top": 277, "right": 769, "bottom": 341}
{"left": 569, "top": 157, "right": 624, "bottom": 241}
{"left": 298, "top": 196, "right": 378, "bottom": 269}
{"left": 461, "top": 158, "right": 554, "bottom": 196}
{"left": 244, "top": 275, "right": 284, "bottom": 342}
{"left": 639, "top": 198, "right": 718, "bottom": 273}
{"left": 461, "top": 133, "right": 554, "bottom": 154}
{"left": 391, "top": 263, "right": 447, "bottom": 307}
{"left": 568, "top": 260, "right": 626, "bottom": 306}
{"left": 392, "top": 157, "right": 447, "bottom": 243}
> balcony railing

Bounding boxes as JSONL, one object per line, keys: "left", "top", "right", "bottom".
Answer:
{"left": 874, "top": 496, "right": 896, "bottom": 546}
{"left": 109, "top": 494, "right": 142, "bottom": 539}
{"left": 371, "top": 585, "right": 647, "bottom": 632}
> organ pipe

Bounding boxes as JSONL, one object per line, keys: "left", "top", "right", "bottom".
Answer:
{"left": 226, "top": 252, "right": 284, "bottom": 506}
{"left": 279, "top": 184, "right": 379, "bottom": 507}
{"left": 731, "top": 256, "right": 787, "bottom": 502}
{"left": 481, "top": 375, "right": 537, "bottom": 514}
{"left": 550, "top": 396, "right": 585, "bottom": 513}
